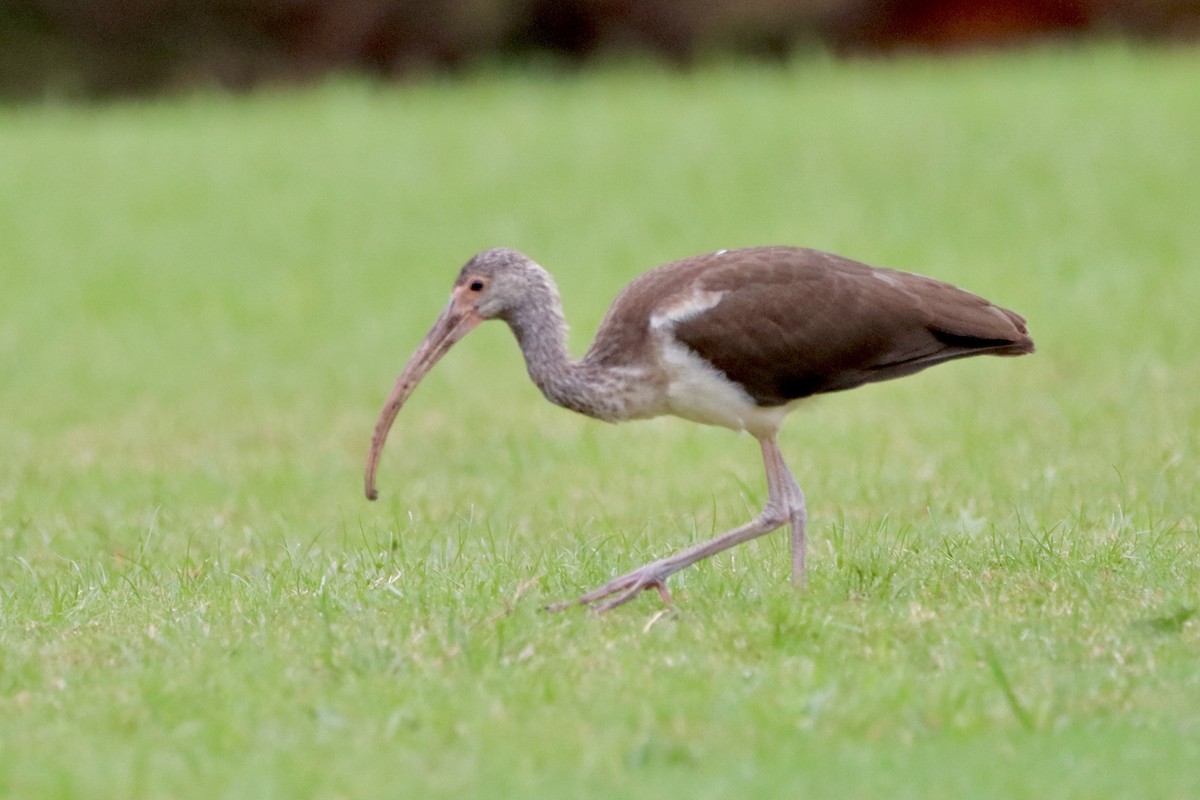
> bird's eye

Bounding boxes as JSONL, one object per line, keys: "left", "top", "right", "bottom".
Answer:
{"left": 469, "top": 279, "right": 485, "bottom": 292}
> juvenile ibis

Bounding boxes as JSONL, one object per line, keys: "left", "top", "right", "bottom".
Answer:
{"left": 365, "top": 247, "right": 1033, "bottom": 612}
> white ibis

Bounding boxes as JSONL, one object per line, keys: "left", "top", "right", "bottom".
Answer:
{"left": 365, "top": 247, "right": 1034, "bottom": 612}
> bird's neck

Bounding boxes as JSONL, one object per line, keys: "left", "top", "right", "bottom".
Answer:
{"left": 506, "top": 289, "right": 627, "bottom": 422}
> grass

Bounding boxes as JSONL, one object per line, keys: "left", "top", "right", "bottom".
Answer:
{"left": 2, "top": 43, "right": 1199, "bottom": 798}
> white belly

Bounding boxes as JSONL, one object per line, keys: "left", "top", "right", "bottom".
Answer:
{"left": 657, "top": 337, "right": 796, "bottom": 437}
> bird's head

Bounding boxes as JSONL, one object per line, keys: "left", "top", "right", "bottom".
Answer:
{"left": 364, "top": 248, "right": 548, "bottom": 500}
{"left": 449, "top": 247, "right": 558, "bottom": 323}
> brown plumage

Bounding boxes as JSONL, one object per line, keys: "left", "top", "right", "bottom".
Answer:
{"left": 589, "top": 247, "right": 1031, "bottom": 404}
{"left": 365, "top": 246, "right": 1033, "bottom": 612}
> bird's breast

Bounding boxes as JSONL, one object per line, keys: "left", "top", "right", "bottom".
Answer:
{"left": 656, "top": 333, "right": 795, "bottom": 437}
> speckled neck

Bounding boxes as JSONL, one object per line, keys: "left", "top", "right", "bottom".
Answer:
{"left": 504, "top": 278, "right": 643, "bottom": 423}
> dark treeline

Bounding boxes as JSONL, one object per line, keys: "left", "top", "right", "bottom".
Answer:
{"left": 1, "top": 0, "right": 1197, "bottom": 98}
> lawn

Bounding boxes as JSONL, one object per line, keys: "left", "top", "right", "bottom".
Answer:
{"left": 1, "top": 44, "right": 1199, "bottom": 798}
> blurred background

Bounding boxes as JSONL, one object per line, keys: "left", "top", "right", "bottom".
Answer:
{"left": 2, "top": 0, "right": 1199, "bottom": 99}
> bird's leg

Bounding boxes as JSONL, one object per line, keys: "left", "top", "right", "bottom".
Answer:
{"left": 758, "top": 434, "right": 808, "bottom": 588}
{"left": 547, "top": 435, "right": 808, "bottom": 613}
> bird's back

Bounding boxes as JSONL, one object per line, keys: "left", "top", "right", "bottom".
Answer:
{"left": 586, "top": 246, "right": 1033, "bottom": 407}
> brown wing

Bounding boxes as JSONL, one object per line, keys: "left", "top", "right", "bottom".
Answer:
{"left": 584, "top": 251, "right": 723, "bottom": 367}
{"left": 659, "top": 247, "right": 1034, "bottom": 406}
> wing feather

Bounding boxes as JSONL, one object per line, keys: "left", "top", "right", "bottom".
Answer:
{"left": 672, "top": 248, "right": 1033, "bottom": 405}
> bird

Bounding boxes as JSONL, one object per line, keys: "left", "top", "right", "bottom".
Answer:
{"left": 364, "top": 246, "right": 1034, "bottom": 613}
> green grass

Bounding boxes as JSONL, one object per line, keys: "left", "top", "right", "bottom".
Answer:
{"left": 2, "top": 44, "right": 1200, "bottom": 798}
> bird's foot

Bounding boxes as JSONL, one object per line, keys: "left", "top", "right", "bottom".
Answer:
{"left": 546, "top": 564, "right": 675, "bottom": 614}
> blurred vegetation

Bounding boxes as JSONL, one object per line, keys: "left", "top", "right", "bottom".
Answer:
{"left": 1, "top": 0, "right": 1199, "bottom": 99}
{"left": 1, "top": 46, "right": 1199, "bottom": 797}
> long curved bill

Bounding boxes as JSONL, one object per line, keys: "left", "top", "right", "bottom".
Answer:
{"left": 365, "top": 295, "right": 482, "bottom": 500}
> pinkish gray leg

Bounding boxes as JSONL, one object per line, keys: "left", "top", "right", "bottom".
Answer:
{"left": 546, "top": 436, "right": 809, "bottom": 613}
